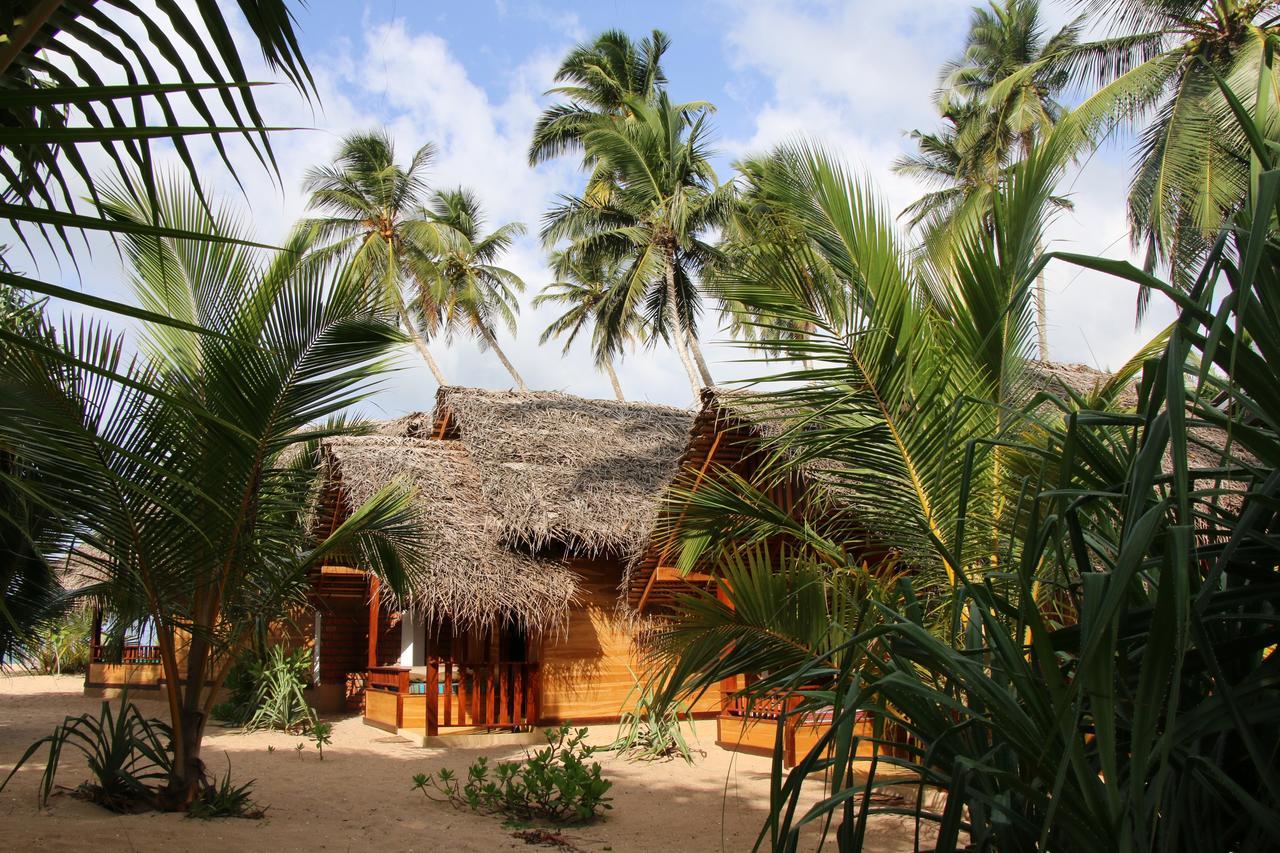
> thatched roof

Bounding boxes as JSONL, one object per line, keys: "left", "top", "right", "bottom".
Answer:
{"left": 623, "top": 362, "right": 1259, "bottom": 612}
{"left": 321, "top": 430, "right": 578, "bottom": 633}
{"left": 434, "top": 387, "right": 695, "bottom": 556}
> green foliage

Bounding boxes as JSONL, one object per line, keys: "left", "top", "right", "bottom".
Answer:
{"left": 655, "top": 92, "right": 1280, "bottom": 853}
{"left": 0, "top": 1, "right": 313, "bottom": 337}
{"left": 30, "top": 607, "right": 93, "bottom": 675}
{"left": 612, "top": 677, "right": 700, "bottom": 764}
{"left": 0, "top": 693, "right": 172, "bottom": 812}
{"left": 187, "top": 758, "right": 262, "bottom": 820}
{"left": 309, "top": 722, "right": 333, "bottom": 760}
{"left": 0, "top": 174, "right": 424, "bottom": 803}
{"left": 242, "top": 645, "right": 317, "bottom": 733}
{"left": 413, "top": 723, "right": 613, "bottom": 824}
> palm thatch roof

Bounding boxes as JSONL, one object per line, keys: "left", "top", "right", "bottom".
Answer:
{"left": 433, "top": 387, "right": 695, "bottom": 556}
{"left": 623, "top": 362, "right": 1258, "bottom": 612}
{"left": 321, "top": 430, "right": 578, "bottom": 633}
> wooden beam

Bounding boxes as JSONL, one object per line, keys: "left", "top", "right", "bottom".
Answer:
{"left": 654, "top": 566, "right": 714, "bottom": 583}
{"left": 367, "top": 576, "right": 381, "bottom": 669}
{"left": 638, "top": 428, "right": 726, "bottom": 611}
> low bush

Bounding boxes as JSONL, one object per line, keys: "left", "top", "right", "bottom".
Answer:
{"left": 212, "top": 644, "right": 315, "bottom": 733}
{"left": 612, "top": 679, "right": 700, "bottom": 764}
{"left": 30, "top": 608, "right": 94, "bottom": 675}
{"left": 0, "top": 692, "right": 172, "bottom": 812}
{"left": 187, "top": 757, "right": 263, "bottom": 820}
{"left": 412, "top": 723, "right": 612, "bottom": 824}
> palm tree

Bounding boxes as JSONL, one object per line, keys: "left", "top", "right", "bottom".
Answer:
{"left": 0, "top": 1, "right": 315, "bottom": 677}
{"left": 670, "top": 131, "right": 1077, "bottom": 602}
{"left": 299, "top": 131, "right": 450, "bottom": 385}
{"left": 916, "top": 0, "right": 1079, "bottom": 360}
{"left": 0, "top": 176, "right": 422, "bottom": 807}
{"left": 894, "top": 104, "right": 1005, "bottom": 236}
{"left": 1060, "top": 0, "right": 1280, "bottom": 304}
{"left": 423, "top": 188, "right": 530, "bottom": 390}
{"left": 529, "top": 29, "right": 670, "bottom": 173}
{"left": 533, "top": 250, "right": 645, "bottom": 401}
{"left": 541, "top": 93, "right": 732, "bottom": 397}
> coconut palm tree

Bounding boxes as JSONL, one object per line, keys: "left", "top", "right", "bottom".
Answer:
{"left": 921, "top": 0, "right": 1080, "bottom": 360}
{"left": 895, "top": 104, "right": 1005, "bottom": 236}
{"left": 299, "top": 131, "right": 451, "bottom": 385}
{"left": 541, "top": 93, "right": 732, "bottom": 397}
{"left": 533, "top": 250, "right": 645, "bottom": 401}
{"left": 423, "top": 188, "right": 530, "bottom": 391}
{"left": 0, "top": 176, "right": 423, "bottom": 807}
{"left": 529, "top": 28, "right": 669, "bottom": 171}
{"left": 668, "top": 127, "right": 1080, "bottom": 604}
{"left": 1021, "top": 0, "right": 1280, "bottom": 304}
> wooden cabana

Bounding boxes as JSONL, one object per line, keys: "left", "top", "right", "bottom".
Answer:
{"left": 313, "top": 386, "right": 709, "bottom": 741}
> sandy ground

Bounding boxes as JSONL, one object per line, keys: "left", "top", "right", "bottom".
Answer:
{"left": 1, "top": 675, "right": 928, "bottom": 852}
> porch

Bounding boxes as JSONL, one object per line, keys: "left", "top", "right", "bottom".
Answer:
{"left": 359, "top": 575, "right": 543, "bottom": 739}
{"left": 363, "top": 660, "right": 541, "bottom": 739}
{"left": 715, "top": 680, "right": 883, "bottom": 770}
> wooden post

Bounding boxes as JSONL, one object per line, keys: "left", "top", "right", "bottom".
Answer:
{"left": 367, "top": 576, "right": 380, "bottom": 669}
{"left": 89, "top": 605, "right": 103, "bottom": 665}
{"left": 426, "top": 659, "right": 439, "bottom": 737}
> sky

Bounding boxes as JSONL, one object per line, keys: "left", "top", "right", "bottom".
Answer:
{"left": 12, "top": 0, "right": 1177, "bottom": 416}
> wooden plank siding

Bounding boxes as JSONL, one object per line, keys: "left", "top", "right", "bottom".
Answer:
{"left": 536, "top": 557, "right": 719, "bottom": 723}
{"left": 537, "top": 557, "right": 639, "bottom": 723}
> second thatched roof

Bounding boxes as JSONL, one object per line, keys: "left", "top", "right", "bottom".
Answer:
{"left": 321, "top": 430, "right": 578, "bottom": 633}
{"left": 435, "top": 386, "right": 695, "bottom": 556}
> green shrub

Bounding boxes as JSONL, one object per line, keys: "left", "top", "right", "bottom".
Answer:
{"left": 413, "top": 723, "right": 612, "bottom": 824}
{"left": 612, "top": 679, "right": 700, "bottom": 764}
{"left": 212, "top": 644, "right": 315, "bottom": 732}
{"left": 31, "top": 608, "right": 94, "bottom": 675}
{"left": 187, "top": 757, "right": 262, "bottom": 820}
{"left": 0, "top": 692, "right": 172, "bottom": 812}
{"left": 309, "top": 721, "right": 332, "bottom": 760}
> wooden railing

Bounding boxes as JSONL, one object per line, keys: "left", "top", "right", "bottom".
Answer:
{"left": 434, "top": 659, "right": 539, "bottom": 731}
{"left": 91, "top": 644, "right": 163, "bottom": 664}
{"left": 724, "top": 691, "right": 795, "bottom": 720}
{"left": 364, "top": 660, "right": 540, "bottom": 736}
{"left": 367, "top": 665, "right": 410, "bottom": 694}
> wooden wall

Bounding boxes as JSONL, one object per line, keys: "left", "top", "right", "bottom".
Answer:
{"left": 537, "top": 557, "right": 636, "bottom": 723}
{"left": 537, "top": 557, "right": 720, "bottom": 723}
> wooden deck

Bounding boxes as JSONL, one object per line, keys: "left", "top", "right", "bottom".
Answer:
{"left": 363, "top": 661, "right": 540, "bottom": 735}
{"left": 715, "top": 691, "right": 884, "bottom": 769}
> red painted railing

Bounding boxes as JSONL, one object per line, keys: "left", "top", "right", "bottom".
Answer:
{"left": 435, "top": 659, "right": 540, "bottom": 730}
{"left": 366, "top": 660, "right": 540, "bottom": 735}
{"left": 91, "top": 644, "right": 162, "bottom": 664}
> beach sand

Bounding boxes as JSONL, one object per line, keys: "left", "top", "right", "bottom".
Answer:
{"left": 1, "top": 675, "right": 927, "bottom": 852}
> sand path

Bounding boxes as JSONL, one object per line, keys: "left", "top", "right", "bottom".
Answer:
{"left": 1, "top": 675, "right": 925, "bottom": 852}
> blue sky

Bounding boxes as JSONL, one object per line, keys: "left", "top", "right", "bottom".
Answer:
{"left": 16, "top": 1, "right": 1175, "bottom": 416}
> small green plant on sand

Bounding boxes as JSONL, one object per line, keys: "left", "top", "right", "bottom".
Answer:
{"left": 267, "top": 745, "right": 275, "bottom": 754}
{"left": 612, "top": 676, "right": 701, "bottom": 764}
{"left": 187, "top": 757, "right": 263, "bottom": 820}
{"left": 310, "top": 722, "right": 333, "bottom": 760}
{"left": 0, "top": 692, "right": 172, "bottom": 812}
{"left": 295, "top": 742, "right": 305, "bottom": 759}
{"left": 412, "top": 723, "right": 612, "bottom": 824}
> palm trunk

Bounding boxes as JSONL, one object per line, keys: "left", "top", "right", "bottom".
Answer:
{"left": 685, "top": 328, "right": 714, "bottom": 387}
{"left": 664, "top": 259, "right": 702, "bottom": 398}
{"left": 603, "top": 359, "right": 625, "bottom": 401}
{"left": 392, "top": 290, "right": 448, "bottom": 385}
{"left": 164, "top": 633, "right": 212, "bottom": 808}
{"left": 1021, "top": 134, "right": 1050, "bottom": 363}
{"left": 1035, "top": 266, "right": 1049, "bottom": 362}
{"left": 482, "top": 329, "right": 528, "bottom": 391}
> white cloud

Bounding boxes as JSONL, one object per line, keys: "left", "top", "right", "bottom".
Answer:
{"left": 720, "top": 0, "right": 1175, "bottom": 372}
{"left": 7, "top": 2, "right": 1181, "bottom": 419}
